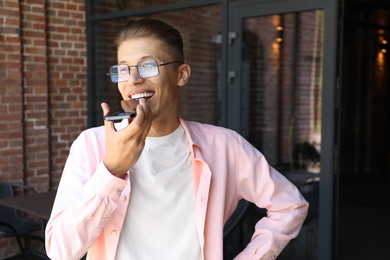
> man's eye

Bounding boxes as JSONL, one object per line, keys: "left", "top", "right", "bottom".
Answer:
{"left": 118, "top": 67, "right": 128, "bottom": 73}
{"left": 141, "top": 62, "right": 156, "bottom": 69}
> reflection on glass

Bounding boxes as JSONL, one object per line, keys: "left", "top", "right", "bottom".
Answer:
{"left": 241, "top": 10, "right": 323, "bottom": 260}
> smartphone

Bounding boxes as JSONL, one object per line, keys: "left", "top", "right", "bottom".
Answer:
{"left": 103, "top": 100, "right": 138, "bottom": 122}
{"left": 104, "top": 111, "right": 136, "bottom": 121}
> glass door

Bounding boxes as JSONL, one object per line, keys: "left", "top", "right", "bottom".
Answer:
{"left": 225, "top": 1, "right": 339, "bottom": 259}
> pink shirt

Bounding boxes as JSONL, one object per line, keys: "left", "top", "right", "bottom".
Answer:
{"left": 45, "top": 119, "right": 308, "bottom": 260}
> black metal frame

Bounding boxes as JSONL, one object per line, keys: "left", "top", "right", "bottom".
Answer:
{"left": 227, "top": 1, "right": 340, "bottom": 259}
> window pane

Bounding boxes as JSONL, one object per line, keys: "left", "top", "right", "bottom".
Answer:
{"left": 238, "top": 10, "right": 323, "bottom": 260}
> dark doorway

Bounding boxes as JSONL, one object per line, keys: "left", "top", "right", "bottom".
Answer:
{"left": 336, "top": 0, "right": 390, "bottom": 259}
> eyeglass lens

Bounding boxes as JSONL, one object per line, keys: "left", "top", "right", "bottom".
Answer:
{"left": 109, "top": 60, "right": 159, "bottom": 83}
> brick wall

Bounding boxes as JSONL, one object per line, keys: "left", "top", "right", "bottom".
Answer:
{"left": 0, "top": 0, "right": 24, "bottom": 187}
{"left": 0, "top": 0, "right": 86, "bottom": 190}
{"left": 21, "top": 0, "right": 50, "bottom": 191}
{"left": 1, "top": 3, "right": 23, "bottom": 255}
{"left": 46, "top": 0, "right": 87, "bottom": 187}
{"left": 0, "top": 0, "right": 86, "bottom": 256}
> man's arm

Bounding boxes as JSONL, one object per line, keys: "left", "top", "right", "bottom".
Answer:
{"left": 233, "top": 133, "right": 309, "bottom": 259}
{"left": 45, "top": 131, "right": 127, "bottom": 260}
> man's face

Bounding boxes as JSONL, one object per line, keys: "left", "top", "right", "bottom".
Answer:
{"left": 116, "top": 37, "right": 183, "bottom": 123}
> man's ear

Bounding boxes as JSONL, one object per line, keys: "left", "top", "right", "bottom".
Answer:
{"left": 177, "top": 64, "right": 191, "bottom": 86}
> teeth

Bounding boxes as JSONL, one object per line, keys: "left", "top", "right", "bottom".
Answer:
{"left": 131, "top": 92, "right": 154, "bottom": 100}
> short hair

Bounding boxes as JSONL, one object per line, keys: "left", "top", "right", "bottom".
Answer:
{"left": 116, "top": 18, "right": 184, "bottom": 62}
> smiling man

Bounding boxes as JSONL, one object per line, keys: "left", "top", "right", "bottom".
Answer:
{"left": 45, "top": 18, "right": 308, "bottom": 260}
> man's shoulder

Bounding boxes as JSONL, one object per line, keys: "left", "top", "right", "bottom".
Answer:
{"left": 182, "top": 120, "right": 239, "bottom": 140}
{"left": 74, "top": 125, "right": 105, "bottom": 144}
{"left": 183, "top": 119, "right": 231, "bottom": 131}
{"left": 81, "top": 125, "right": 105, "bottom": 136}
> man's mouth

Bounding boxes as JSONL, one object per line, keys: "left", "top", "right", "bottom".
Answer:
{"left": 131, "top": 92, "right": 154, "bottom": 100}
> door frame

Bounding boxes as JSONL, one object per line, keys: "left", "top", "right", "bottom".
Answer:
{"left": 226, "top": 0, "right": 340, "bottom": 259}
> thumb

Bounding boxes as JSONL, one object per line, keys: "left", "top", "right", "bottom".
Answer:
{"left": 101, "top": 102, "right": 110, "bottom": 116}
{"left": 101, "top": 102, "right": 115, "bottom": 131}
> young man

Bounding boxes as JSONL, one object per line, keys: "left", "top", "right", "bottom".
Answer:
{"left": 45, "top": 18, "right": 308, "bottom": 260}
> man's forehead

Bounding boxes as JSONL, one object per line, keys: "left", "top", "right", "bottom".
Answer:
{"left": 117, "top": 38, "right": 172, "bottom": 63}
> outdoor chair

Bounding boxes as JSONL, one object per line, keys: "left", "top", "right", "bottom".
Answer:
{"left": 0, "top": 182, "right": 48, "bottom": 259}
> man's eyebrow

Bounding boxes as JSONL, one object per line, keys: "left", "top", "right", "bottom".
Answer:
{"left": 117, "top": 55, "right": 157, "bottom": 65}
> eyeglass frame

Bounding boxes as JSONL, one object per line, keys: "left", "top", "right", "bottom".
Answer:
{"left": 107, "top": 59, "right": 182, "bottom": 83}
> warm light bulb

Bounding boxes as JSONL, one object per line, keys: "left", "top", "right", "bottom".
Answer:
{"left": 382, "top": 39, "right": 388, "bottom": 45}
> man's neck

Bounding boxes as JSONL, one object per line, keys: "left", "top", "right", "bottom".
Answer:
{"left": 148, "top": 117, "right": 180, "bottom": 137}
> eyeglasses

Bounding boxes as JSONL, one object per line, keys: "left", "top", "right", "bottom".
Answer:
{"left": 107, "top": 59, "right": 182, "bottom": 83}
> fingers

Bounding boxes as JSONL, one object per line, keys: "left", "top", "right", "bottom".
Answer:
{"left": 125, "top": 98, "right": 151, "bottom": 137}
{"left": 101, "top": 102, "right": 110, "bottom": 116}
{"left": 137, "top": 98, "right": 152, "bottom": 139}
{"left": 127, "top": 98, "right": 148, "bottom": 125}
{"left": 102, "top": 99, "right": 151, "bottom": 175}
{"left": 121, "top": 99, "right": 138, "bottom": 113}
{"left": 101, "top": 102, "right": 116, "bottom": 132}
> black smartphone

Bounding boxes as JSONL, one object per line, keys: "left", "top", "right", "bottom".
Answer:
{"left": 103, "top": 100, "right": 138, "bottom": 122}
{"left": 104, "top": 111, "right": 136, "bottom": 121}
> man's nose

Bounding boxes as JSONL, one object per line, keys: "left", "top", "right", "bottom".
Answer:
{"left": 126, "top": 69, "right": 145, "bottom": 84}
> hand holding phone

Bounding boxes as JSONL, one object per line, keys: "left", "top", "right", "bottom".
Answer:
{"left": 101, "top": 98, "right": 152, "bottom": 178}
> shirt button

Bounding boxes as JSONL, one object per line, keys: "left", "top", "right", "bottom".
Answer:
{"left": 122, "top": 195, "right": 127, "bottom": 201}
{"left": 111, "top": 229, "right": 117, "bottom": 236}
{"left": 117, "top": 186, "right": 125, "bottom": 192}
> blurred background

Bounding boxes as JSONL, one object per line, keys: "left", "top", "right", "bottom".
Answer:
{"left": 0, "top": 0, "right": 389, "bottom": 259}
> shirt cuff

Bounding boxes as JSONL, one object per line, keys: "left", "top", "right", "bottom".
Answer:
{"left": 86, "top": 161, "right": 128, "bottom": 199}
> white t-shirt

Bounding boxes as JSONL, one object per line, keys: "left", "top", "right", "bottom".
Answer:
{"left": 115, "top": 125, "right": 201, "bottom": 260}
